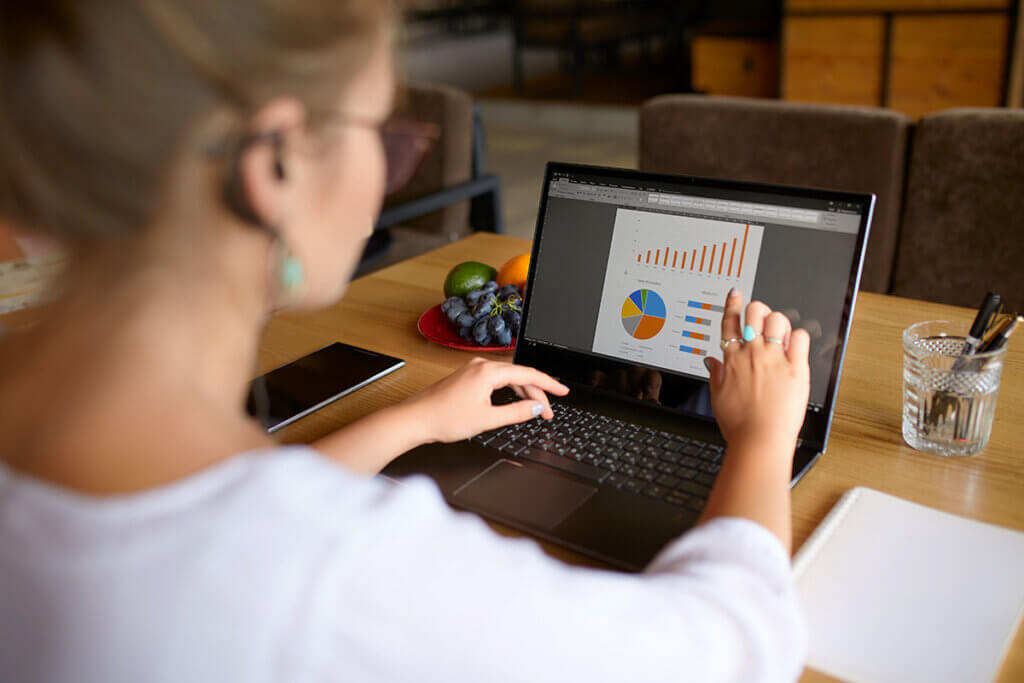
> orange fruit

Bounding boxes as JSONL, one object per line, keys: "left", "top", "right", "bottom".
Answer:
{"left": 497, "top": 253, "right": 530, "bottom": 292}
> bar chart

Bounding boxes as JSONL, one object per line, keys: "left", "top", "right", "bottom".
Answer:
{"left": 633, "top": 222, "right": 754, "bottom": 282}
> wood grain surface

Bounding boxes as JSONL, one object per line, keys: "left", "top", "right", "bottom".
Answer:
{"left": 783, "top": 15, "right": 886, "bottom": 106}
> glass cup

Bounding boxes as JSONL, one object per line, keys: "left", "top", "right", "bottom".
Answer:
{"left": 902, "top": 320, "right": 1007, "bottom": 456}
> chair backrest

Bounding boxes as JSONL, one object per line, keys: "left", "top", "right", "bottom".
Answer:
{"left": 385, "top": 82, "right": 473, "bottom": 236}
{"left": 639, "top": 94, "right": 911, "bottom": 293}
{"left": 891, "top": 108, "right": 1024, "bottom": 311}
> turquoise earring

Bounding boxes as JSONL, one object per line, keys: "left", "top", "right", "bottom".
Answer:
{"left": 281, "top": 253, "right": 304, "bottom": 292}
{"left": 271, "top": 234, "right": 304, "bottom": 297}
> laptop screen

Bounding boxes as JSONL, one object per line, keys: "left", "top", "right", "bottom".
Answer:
{"left": 516, "top": 163, "right": 873, "bottom": 450}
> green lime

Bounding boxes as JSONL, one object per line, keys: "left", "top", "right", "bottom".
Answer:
{"left": 443, "top": 261, "right": 497, "bottom": 298}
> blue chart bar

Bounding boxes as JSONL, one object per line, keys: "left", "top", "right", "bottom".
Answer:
{"left": 685, "top": 315, "right": 712, "bottom": 326}
{"left": 682, "top": 330, "right": 708, "bottom": 340}
{"left": 687, "top": 300, "right": 725, "bottom": 313}
{"left": 679, "top": 345, "right": 706, "bottom": 356}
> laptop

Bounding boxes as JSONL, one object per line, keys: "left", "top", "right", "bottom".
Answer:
{"left": 383, "top": 162, "right": 874, "bottom": 571}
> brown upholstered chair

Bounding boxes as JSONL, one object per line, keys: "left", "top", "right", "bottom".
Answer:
{"left": 357, "top": 82, "right": 503, "bottom": 275}
{"left": 639, "top": 95, "right": 912, "bottom": 293}
{"left": 891, "top": 108, "right": 1024, "bottom": 311}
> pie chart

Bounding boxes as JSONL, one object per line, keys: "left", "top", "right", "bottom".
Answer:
{"left": 621, "top": 289, "right": 666, "bottom": 340}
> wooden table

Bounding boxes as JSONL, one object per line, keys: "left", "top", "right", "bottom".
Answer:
{"left": 262, "top": 232, "right": 1024, "bottom": 682}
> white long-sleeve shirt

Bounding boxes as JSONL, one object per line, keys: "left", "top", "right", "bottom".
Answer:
{"left": 0, "top": 447, "right": 806, "bottom": 682}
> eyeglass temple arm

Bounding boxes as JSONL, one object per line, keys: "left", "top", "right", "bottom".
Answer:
{"left": 374, "top": 105, "right": 504, "bottom": 234}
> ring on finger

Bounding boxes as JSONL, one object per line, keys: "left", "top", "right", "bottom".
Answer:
{"left": 765, "top": 336, "right": 785, "bottom": 346}
{"left": 742, "top": 325, "right": 759, "bottom": 342}
{"left": 720, "top": 337, "right": 743, "bottom": 352}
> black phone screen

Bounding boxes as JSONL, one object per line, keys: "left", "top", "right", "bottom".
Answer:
{"left": 246, "top": 342, "right": 405, "bottom": 432}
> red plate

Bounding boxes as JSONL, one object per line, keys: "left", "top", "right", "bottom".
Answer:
{"left": 417, "top": 304, "right": 516, "bottom": 352}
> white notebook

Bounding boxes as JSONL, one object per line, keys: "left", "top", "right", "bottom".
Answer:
{"left": 793, "top": 487, "right": 1024, "bottom": 683}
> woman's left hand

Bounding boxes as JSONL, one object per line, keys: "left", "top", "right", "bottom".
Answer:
{"left": 401, "top": 357, "right": 569, "bottom": 444}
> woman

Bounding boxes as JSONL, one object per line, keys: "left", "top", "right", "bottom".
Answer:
{"left": 0, "top": 2, "right": 810, "bottom": 681}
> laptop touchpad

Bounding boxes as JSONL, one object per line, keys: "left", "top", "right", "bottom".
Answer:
{"left": 453, "top": 460, "right": 597, "bottom": 531}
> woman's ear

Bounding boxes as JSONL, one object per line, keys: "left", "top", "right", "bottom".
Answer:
{"left": 237, "top": 98, "right": 305, "bottom": 228}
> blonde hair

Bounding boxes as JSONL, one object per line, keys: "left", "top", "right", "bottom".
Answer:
{"left": 0, "top": 0, "right": 395, "bottom": 250}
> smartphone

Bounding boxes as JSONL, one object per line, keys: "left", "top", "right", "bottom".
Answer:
{"left": 246, "top": 342, "right": 405, "bottom": 432}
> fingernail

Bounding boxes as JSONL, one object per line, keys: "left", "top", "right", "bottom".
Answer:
{"left": 531, "top": 403, "right": 545, "bottom": 417}
{"left": 728, "top": 288, "right": 740, "bottom": 298}
{"left": 703, "top": 357, "right": 713, "bottom": 372}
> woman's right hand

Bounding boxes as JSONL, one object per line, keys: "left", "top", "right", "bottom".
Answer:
{"left": 704, "top": 290, "right": 810, "bottom": 449}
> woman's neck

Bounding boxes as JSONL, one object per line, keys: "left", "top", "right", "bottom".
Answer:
{"left": 0, "top": 222, "right": 278, "bottom": 493}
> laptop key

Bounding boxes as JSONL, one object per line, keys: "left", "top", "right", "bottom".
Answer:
{"left": 656, "top": 474, "right": 680, "bottom": 488}
{"left": 642, "top": 446, "right": 662, "bottom": 458}
{"left": 489, "top": 437, "right": 510, "bottom": 451}
{"left": 664, "top": 493, "right": 689, "bottom": 507}
{"left": 676, "top": 480, "right": 710, "bottom": 497}
{"left": 501, "top": 441, "right": 527, "bottom": 456}
{"left": 679, "top": 455, "right": 702, "bottom": 469}
{"left": 676, "top": 466, "right": 698, "bottom": 480}
{"left": 604, "top": 473, "right": 626, "bottom": 488}
{"left": 518, "top": 447, "right": 607, "bottom": 483}
{"left": 655, "top": 462, "right": 677, "bottom": 475}
{"left": 695, "top": 473, "right": 716, "bottom": 487}
{"left": 622, "top": 479, "right": 644, "bottom": 494}
{"left": 659, "top": 450, "right": 682, "bottom": 464}
{"left": 472, "top": 433, "right": 496, "bottom": 446}
{"left": 636, "top": 469, "right": 657, "bottom": 482}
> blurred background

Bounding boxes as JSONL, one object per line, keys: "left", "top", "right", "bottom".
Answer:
{"left": 2, "top": 0, "right": 1022, "bottom": 311}
{"left": 399, "top": 0, "right": 1022, "bottom": 238}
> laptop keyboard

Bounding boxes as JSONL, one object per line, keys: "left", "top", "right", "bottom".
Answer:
{"left": 471, "top": 402, "right": 723, "bottom": 513}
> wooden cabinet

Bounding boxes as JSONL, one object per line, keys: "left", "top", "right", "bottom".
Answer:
{"left": 692, "top": 36, "right": 780, "bottom": 98}
{"left": 782, "top": 1, "right": 1019, "bottom": 118}
{"left": 784, "top": 16, "right": 886, "bottom": 105}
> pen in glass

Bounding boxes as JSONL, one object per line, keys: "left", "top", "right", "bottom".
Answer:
{"left": 963, "top": 291, "right": 1001, "bottom": 355}
{"left": 977, "top": 315, "right": 1021, "bottom": 353}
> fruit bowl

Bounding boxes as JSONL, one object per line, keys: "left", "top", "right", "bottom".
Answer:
{"left": 417, "top": 304, "right": 516, "bottom": 352}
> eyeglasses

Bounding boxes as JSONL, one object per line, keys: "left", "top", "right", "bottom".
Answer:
{"left": 349, "top": 116, "right": 440, "bottom": 195}
{"left": 208, "top": 114, "right": 440, "bottom": 196}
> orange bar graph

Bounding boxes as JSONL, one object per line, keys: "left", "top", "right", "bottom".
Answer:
{"left": 634, "top": 224, "right": 750, "bottom": 280}
{"left": 736, "top": 224, "right": 749, "bottom": 277}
